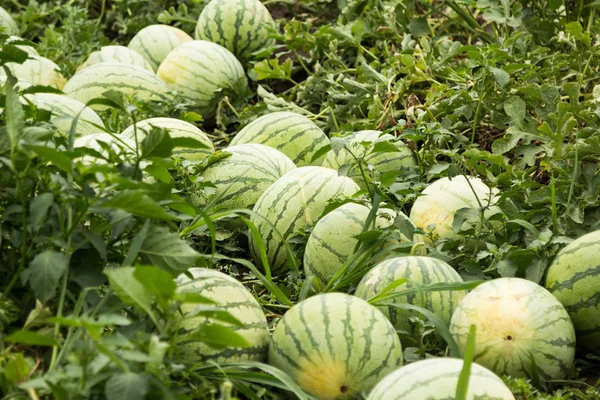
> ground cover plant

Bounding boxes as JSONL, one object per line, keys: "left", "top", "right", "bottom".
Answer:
{"left": 1, "top": 0, "right": 600, "bottom": 399}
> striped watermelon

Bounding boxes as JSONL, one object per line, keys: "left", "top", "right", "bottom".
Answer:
{"left": 198, "top": 143, "right": 296, "bottom": 210}
{"left": 269, "top": 293, "right": 403, "bottom": 399}
{"left": 545, "top": 230, "right": 600, "bottom": 354}
{"left": 157, "top": 40, "right": 247, "bottom": 118}
{"left": 128, "top": 25, "right": 193, "bottom": 71}
{"left": 63, "top": 63, "right": 172, "bottom": 111}
{"left": 22, "top": 93, "right": 104, "bottom": 136}
{"left": 367, "top": 358, "right": 515, "bottom": 400}
{"left": 355, "top": 256, "right": 465, "bottom": 343}
{"left": 450, "top": 277, "right": 576, "bottom": 380}
{"left": 77, "top": 45, "right": 153, "bottom": 72}
{"left": 250, "top": 166, "right": 359, "bottom": 273}
{"left": 303, "top": 203, "right": 406, "bottom": 286}
{"left": 322, "top": 130, "right": 416, "bottom": 187}
{"left": 194, "top": 0, "right": 276, "bottom": 60}
{"left": 409, "top": 175, "right": 499, "bottom": 242}
{"left": 0, "top": 7, "right": 18, "bottom": 36}
{"left": 73, "top": 132, "right": 136, "bottom": 166}
{"left": 0, "top": 55, "right": 66, "bottom": 89}
{"left": 175, "top": 268, "right": 269, "bottom": 363}
{"left": 120, "top": 117, "right": 214, "bottom": 161}
{"left": 230, "top": 112, "right": 330, "bottom": 167}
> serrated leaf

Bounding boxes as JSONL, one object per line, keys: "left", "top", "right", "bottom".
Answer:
{"left": 22, "top": 250, "right": 68, "bottom": 303}
{"left": 140, "top": 225, "right": 199, "bottom": 274}
{"left": 105, "top": 373, "right": 149, "bottom": 400}
{"left": 504, "top": 96, "right": 526, "bottom": 128}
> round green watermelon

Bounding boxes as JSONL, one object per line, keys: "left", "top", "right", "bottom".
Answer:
{"left": 355, "top": 256, "right": 464, "bottom": 343}
{"left": 0, "top": 7, "right": 18, "bottom": 36}
{"left": 303, "top": 202, "right": 409, "bottom": 286}
{"left": 194, "top": 0, "right": 276, "bottom": 60}
{"left": 22, "top": 93, "right": 105, "bottom": 136}
{"left": 409, "top": 175, "right": 499, "bottom": 242}
{"left": 77, "top": 45, "right": 153, "bottom": 72}
{"left": 156, "top": 40, "right": 247, "bottom": 118}
{"left": 231, "top": 112, "right": 330, "bottom": 167}
{"left": 175, "top": 268, "right": 269, "bottom": 363}
{"left": 128, "top": 25, "right": 193, "bottom": 71}
{"left": 269, "top": 293, "right": 403, "bottom": 399}
{"left": 322, "top": 130, "right": 416, "bottom": 188}
{"left": 120, "top": 117, "right": 214, "bottom": 162}
{"left": 450, "top": 277, "right": 576, "bottom": 380}
{"left": 250, "top": 166, "right": 359, "bottom": 273}
{"left": 545, "top": 230, "right": 600, "bottom": 354}
{"left": 0, "top": 55, "right": 66, "bottom": 89}
{"left": 198, "top": 143, "right": 296, "bottom": 210}
{"left": 367, "top": 358, "right": 515, "bottom": 400}
{"left": 63, "top": 63, "right": 172, "bottom": 111}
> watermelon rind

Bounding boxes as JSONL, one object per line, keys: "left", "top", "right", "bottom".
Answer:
{"left": 449, "top": 277, "right": 576, "bottom": 380}
{"left": 77, "top": 45, "right": 154, "bottom": 72}
{"left": 0, "top": 55, "right": 66, "bottom": 90}
{"left": 367, "top": 358, "right": 515, "bottom": 400}
{"left": 269, "top": 292, "right": 403, "bottom": 400}
{"left": 545, "top": 229, "right": 600, "bottom": 354}
{"left": 175, "top": 268, "right": 269, "bottom": 363}
{"left": 0, "top": 7, "right": 18, "bottom": 36}
{"left": 128, "top": 24, "right": 193, "bottom": 71}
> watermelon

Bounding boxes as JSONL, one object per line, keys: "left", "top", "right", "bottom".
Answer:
{"left": 409, "top": 175, "right": 499, "bottom": 242}
{"left": 77, "top": 45, "right": 153, "bottom": 72}
{"left": 230, "top": 112, "right": 330, "bottom": 167}
{"left": 0, "top": 7, "right": 18, "bottom": 36}
{"left": 73, "top": 132, "right": 136, "bottom": 167}
{"left": 367, "top": 358, "right": 515, "bottom": 400}
{"left": 545, "top": 230, "right": 600, "bottom": 354}
{"left": 6, "top": 36, "right": 39, "bottom": 56}
{"left": 250, "top": 166, "right": 359, "bottom": 273}
{"left": 450, "top": 277, "right": 576, "bottom": 380}
{"left": 0, "top": 55, "right": 66, "bottom": 89}
{"left": 156, "top": 40, "right": 247, "bottom": 118}
{"left": 355, "top": 256, "right": 465, "bottom": 343}
{"left": 194, "top": 0, "right": 276, "bottom": 60}
{"left": 303, "top": 203, "right": 409, "bottom": 286}
{"left": 22, "top": 93, "right": 105, "bottom": 136}
{"left": 269, "top": 293, "right": 403, "bottom": 399}
{"left": 63, "top": 63, "right": 172, "bottom": 111}
{"left": 322, "top": 130, "right": 416, "bottom": 187}
{"left": 175, "top": 268, "right": 269, "bottom": 363}
{"left": 128, "top": 24, "right": 193, "bottom": 71}
{"left": 120, "top": 117, "right": 214, "bottom": 162}
{"left": 198, "top": 143, "right": 296, "bottom": 210}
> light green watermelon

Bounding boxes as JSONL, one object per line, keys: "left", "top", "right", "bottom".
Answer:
{"left": 250, "top": 166, "right": 359, "bottom": 273}
{"left": 120, "top": 117, "right": 214, "bottom": 161}
{"left": 0, "top": 7, "right": 18, "bottom": 36}
{"left": 367, "top": 358, "right": 515, "bottom": 400}
{"left": 73, "top": 132, "right": 136, "bottom": 166}
{"left": 545, "top": 230, "right": 600, "bottom": 354}
{"left": 22, "top": 93, "right": 104, "bottom": 136}
{"left": 450, "top": 277, "right": 576, "bottom": 380}
{"left": 194, "top": 0, "right": 275, "bottom": 59}
{"left": 269, "top": 293, "right": 403, "bottom": 400}
{"left": 304, "top": 203, "right": 411, "bottom": 286}
{"left": 0, "top": 55, "right": 66, "bottom": 89}
{"left": 128, "top": 24, "right": 193, "bottom": 71}
{"left": 175, "top": 268, "right": 269, "bottom": 363}
{"left": 323, "top": 130, "right": 416, "bottom": 187}
{"left": 63, "top": 63, "right": 172, "bottom": 111}
{"left": 409, "top": 175, "right": 499, "bottom": 242}
{"left": 77, "top": 45, "right": 153, "bottom": 72}
{"left": 157, "top": 40, "right": 247, "bottom": 118}
{"left": 199, "top": 143, "right": 296, "bottom": 210}
{"left": 355, "top": 256, "right": 464, "bottom": 343}
{"left": 231, "top": 112, "right": 330, "bottom": 167}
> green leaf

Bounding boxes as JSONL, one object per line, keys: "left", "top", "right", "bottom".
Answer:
{"left": 28, "top": 193, "right": 53, "bottom": 232}
{"left": 5, "top": 330, "right": 58, "bottom": 347}
{"left": 504, "top": 96, "right": 526, "bottom": 128}
{"left": 27, "top": 145, "right": 73, "bottom": 172}
{"left": 254, "top": 58, "right": 293, "bottom": 81}
{"left": 408, "top": 17, "right": 431, "bottom": 36}
{"left": 105, "top": 373, "right": 149, "bottom": 400}
{"left": 371, "top": 141, "right": 400, "bottom": 154}
{"left": 455, "top": 325, "right": 477, "bottom": 400}
{"left": 0, "top": 45, "right": 29, "bottom": 64}
{"left": 133, "top": 265, "right": 176, "bottom": 297}
{"left": 140, "top": 225, "right": 200, "bottom": 274}
{"left": 183, "top": 305, "right": 243, "bottom": 326}
{"left": 489, "top": 67, "right": 510, "bottom": 87}
{"left": 22, "top": 250, "right": 68, "bottom": 303}
{"left": 5, "top": 77, "right": 25, "bottom": 154}
{"left": 177, "top": 324, "right": 250, "bottom": 349}
{"left": 140, "top": 127, "right": 174, "bottom": 159}
{"left": 100, "top": 190, "right": 175, "bottom": 221}
{"left": 105, "top": 267, "right": 157, "bottom": 324}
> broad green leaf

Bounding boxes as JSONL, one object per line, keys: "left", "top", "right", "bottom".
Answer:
{"left": 140, "top": 225, "right": 200, "bottom": 274}
{"left": 28, "top": 193, "right": 53, "bottom": 231}
{"left": 105, "top": 373, "right": 149, "bottom": 400}
{"left": 27, "top": 145, "right": 73, "bottom": 172}
{"left": 133, "top": 265, "right": 176, "bottom": 297}
{"left": 6, "top": 330, "right": 57, "bottom": 347}
{"left": 489, "top": 67, "right": 509, "bottom": 87}
{"left": 22, "top": 250, "right": 68, "bottom": 303}
{"left": 105, "top": 267, "right": 157, "bottom": 324}
{"left": 5, "top": 77, "right": 24, "bottom": 154}
{"left": 100, "top": 190, "right": 175, "bottom": 221}
{"left": 140, "top": 127, "right": 174, "bottom": 159}
{"left": 504, "top": 96, "right": 526, "bottom": 128}
{"left": 177, "top": 324, "right": 250, "bottom": 349}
